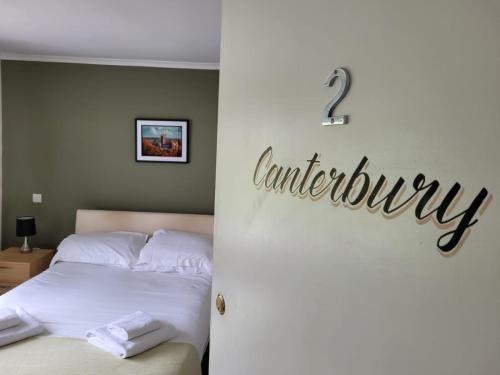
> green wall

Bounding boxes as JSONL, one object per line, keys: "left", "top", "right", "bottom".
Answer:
{"left": 1, "top": 61, "right": 219, "bottom": 249}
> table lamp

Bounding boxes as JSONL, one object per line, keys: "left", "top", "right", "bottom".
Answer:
{"left": 16, "top": 216, "right": 36, "bottom": 253}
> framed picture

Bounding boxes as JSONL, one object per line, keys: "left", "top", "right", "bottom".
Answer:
{"left": 135, "top": 119, "right": 188, "bottom": 163}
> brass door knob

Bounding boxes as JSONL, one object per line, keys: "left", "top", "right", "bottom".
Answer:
{"left": 216, "top": 293, "right": 225, "bottom": 315}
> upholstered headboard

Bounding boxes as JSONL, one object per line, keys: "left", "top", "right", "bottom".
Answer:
{"left": 75, "top": 209, "right": 214, "bottom": 235}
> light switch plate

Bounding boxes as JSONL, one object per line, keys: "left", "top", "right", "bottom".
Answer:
{"left": 32, "top": 193, "right": 42, "bottom": 203}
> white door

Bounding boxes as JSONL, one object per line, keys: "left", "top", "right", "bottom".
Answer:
{"left": 210, "top": 1, "right": 500, "bottom": 374}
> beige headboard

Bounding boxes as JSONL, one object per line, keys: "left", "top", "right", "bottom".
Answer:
{"left": 75, "top": 209, "right": 214, "bottom": 235}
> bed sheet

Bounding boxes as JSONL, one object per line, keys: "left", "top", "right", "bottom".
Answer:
{"left": 0, "top": 262, "right": 211, "bottom": 358}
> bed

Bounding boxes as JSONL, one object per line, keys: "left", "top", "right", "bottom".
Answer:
{"left": 0, "top": 209, "right": 214, "bottom": 375}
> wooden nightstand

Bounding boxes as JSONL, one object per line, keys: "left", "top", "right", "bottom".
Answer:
{"left": 0, "top": 247, "right": 55, "bottom": 295}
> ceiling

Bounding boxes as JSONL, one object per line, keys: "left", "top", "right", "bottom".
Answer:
{"left": 0, "top": 0, "right": 221, "bottom": 69}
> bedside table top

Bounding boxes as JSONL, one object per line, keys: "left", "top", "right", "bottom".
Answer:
{"left": 0, "top": 247, "right": 55, "bottom": 263}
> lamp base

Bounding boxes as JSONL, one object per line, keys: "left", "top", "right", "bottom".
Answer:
{"left": 19, "top": 237, "right": 32, "bottom": 253}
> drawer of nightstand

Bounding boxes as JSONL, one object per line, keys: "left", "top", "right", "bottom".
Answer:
{"left": 0, "top": 262, "right": 30, "bottom": 283}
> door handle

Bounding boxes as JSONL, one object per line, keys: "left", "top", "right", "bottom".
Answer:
{"left": 216, "top": 293, "right": 225, "bottom": 315}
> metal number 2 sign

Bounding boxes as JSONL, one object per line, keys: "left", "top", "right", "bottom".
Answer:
{"left": 322, "top": 67, "right": 351, "bottom": 126}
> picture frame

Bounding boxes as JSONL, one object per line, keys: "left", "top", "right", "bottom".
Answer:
{"left": 135, "top": 119, "right": 188, "bottom": 163}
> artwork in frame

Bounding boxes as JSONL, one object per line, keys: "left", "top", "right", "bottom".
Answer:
{"left": 135, "top": 119, "right": 188, "bottom": 163}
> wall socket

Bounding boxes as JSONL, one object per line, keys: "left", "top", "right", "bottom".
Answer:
{"left": 32, "top": 193, "right": 42, "bottom": 203}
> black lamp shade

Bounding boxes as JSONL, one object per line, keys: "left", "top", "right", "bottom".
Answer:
{"left": 16, "top": 216, "right": 36, "bottom": 237}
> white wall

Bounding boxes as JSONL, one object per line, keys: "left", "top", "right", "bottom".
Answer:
{"left": 212, "top": 1, "right": 500, "bottom": 374}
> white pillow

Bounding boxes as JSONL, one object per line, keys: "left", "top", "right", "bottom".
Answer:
{"left": 134, "top": 229, "right": 213, "bottom": 275}
{"left": 51, "top": 231, "right": 148, "bottom": 269}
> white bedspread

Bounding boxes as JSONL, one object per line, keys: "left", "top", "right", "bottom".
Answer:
{"left": 0, "top": 262, "right": 211, "bottom": 358}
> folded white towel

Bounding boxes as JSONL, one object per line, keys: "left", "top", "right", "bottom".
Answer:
{"left": 86, "top": 322, "right": 177, "bottom": 358}
{"left": 107, "top": 311, "right": 161, "bottom": 341}
{"left": 0, "top": 308, "right": 21, "bottom": 331}
{"left": 0, "top": 307, "right": 44, "bottom": 347}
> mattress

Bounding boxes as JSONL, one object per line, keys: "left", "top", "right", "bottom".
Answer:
{"left": 0, "top": 337, "right": 201, "bottom": 375}
{"left": 0, "top": 261, "right": 211, "bottom": 358}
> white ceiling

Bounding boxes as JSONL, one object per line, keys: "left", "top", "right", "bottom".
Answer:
{"left": 0, "top": 0, "right": 221, "bottom": 69}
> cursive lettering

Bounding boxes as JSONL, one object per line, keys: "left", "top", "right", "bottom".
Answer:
{"left": 253, "top": 146, "right": 491, "bottom": 255}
